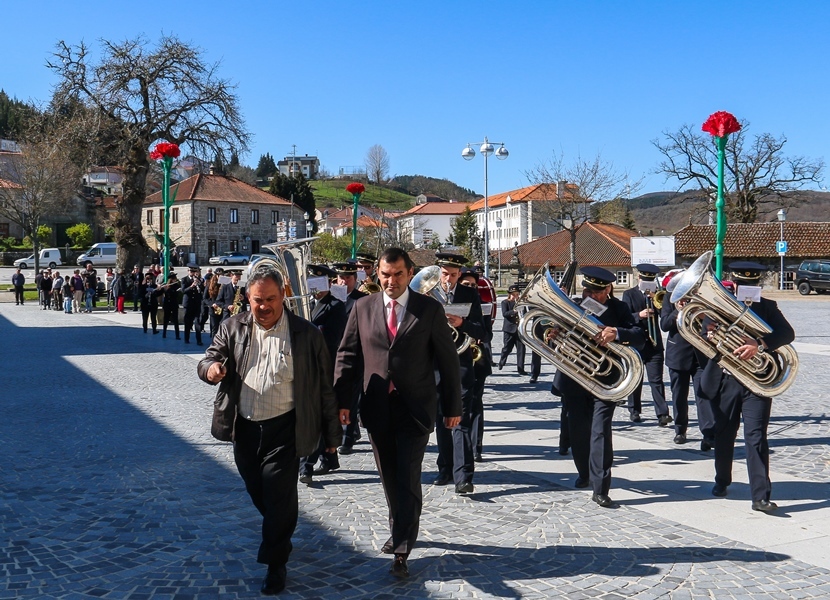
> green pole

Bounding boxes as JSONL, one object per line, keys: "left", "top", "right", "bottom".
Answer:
{"left": 162, "top": 156, "right": 173, "bottom": 283}
{"left": 350, "top": 192, "right": 360, "bottom": 259}
{"left": 714, "top": 135, "right": 727, "bottom": 280}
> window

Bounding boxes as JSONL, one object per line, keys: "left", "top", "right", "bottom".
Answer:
{"left": 146, "top": 210, "right": 153, "bottom": 225}
{"left": 208, "top": 239, "right": 217, "bottom": 257}
{"left": 616, "top": 271, "right": 630, "bottom": 286}
{"left": 251, "top": 209, "right": 259, "bottom": 224}
{"left": 229, "top": 240, "right": 238, "bottom": 252}
{"left": 230, "top": 208, "right": 239, "bottom": 223}
{"left": 272, "top": 210, "right": 279, "bottom": 225}
{"left": 159, "top": 209, "right": 165, "bottom": 233}
{"left": 553, "top": 271, "right": 564, "bottom": 285}
{"left": 208, "top": 207, "right": 216, "bottom": 223}
{"left": 172, "top": 207, "right": 179, "bottom": 224}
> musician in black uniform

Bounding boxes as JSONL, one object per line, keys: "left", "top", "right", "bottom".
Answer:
{"left": 161, "top": 272, "right": 182, "bottom": 340}
{"left": 622, "top": 264, "right": 671, "bottom": 426}
{"left": 498, "top": 285, "right": 527, "bottom": 374}
{"left": 334, "top": 260, "right": 368, "bottom": 455}
{"left": 459, "top": 268, "right": 493, "bottom": 462}
{"left": 217, "top": 270, "right": 248, "bottom": 321}
{"left": 300, "top": 264, "right": 348, "bottom": 484}
{"left": 702, "top": 262, "right": 795, "bottom": 512}
{"left": 432, "top": 253, "right": 486, "bottom": 494}
{"left": 660, "top": 276, "right": 715, "bottom": 447}
{"left": 181, "top": 264, "right": 205, "bottom": 346}
{"left": 552, "top": 267, "right": 645, "bottom": 507}
{"left": 355, "top": 252, "right": 379, "bottom": 286}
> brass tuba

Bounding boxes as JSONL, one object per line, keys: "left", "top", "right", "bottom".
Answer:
{"left": 516, "top": 263, "right": 644, "bottom": 401}
{"left": 410, "top": 265, "right": 472, "bottom": 355}
{"left": 670, "top": 251, "right": 798, "bottom": 397}
{"left": 252, "top": 237, "right": 317, "bottom": 321}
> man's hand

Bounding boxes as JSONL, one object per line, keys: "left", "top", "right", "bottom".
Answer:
{"left": 734, "top": 336, "right": 760, "bottom": 361}
{"left": 447, "top": 314, "right": 463, "bottom": 328}
{"left": 594, "top": 326, "right": 617, "bottom": 347}
{"left": 544, "top": 326, "right": 563, "bottom": 343}
{"left": 206, "top": 360, "right": 227, "bottom": 383}
{"left": 639, "top": 308, "right": 653, "bottom": 318}
{"left": 444, "top": 416, "right": 461, "bottom": 428}
{"left": 339, "top": 409, "right": 351, "bottom": 425}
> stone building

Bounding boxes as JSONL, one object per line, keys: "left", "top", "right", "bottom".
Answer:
{"left": 143, "top": 173, "right": 305, "bottom": 263}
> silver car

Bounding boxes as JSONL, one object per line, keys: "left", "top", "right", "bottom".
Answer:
{"left": 208, "top": 251, "right": 249, "bottom": 266}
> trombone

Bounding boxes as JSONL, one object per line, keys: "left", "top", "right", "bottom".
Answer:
{"left": 644, "top": 287, "right": 665, "bottom": 346}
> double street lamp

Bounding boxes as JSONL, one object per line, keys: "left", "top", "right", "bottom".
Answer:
{"left": 462, "top": 136, "right": 508, "bottom": 278}
{"left": 778, "top": 208, "right": 786, "bottom": 290}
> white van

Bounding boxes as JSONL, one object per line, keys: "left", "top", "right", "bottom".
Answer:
{"left": 14, "top": 248, "right": 64, "bottom": 270}
{"left": 76, "top": 242, "right": 118, "bottom": 268}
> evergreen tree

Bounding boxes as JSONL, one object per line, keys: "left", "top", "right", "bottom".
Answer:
{"left": 228, "top": 151, "right": 240, "bottom": 170}
{"left": 255, "top": 152, "right": 277, "bottom": 178}
{"left": 447, "top": 206, "right": 482, "bottom": 260}
{"left": 269, "top": 172, "right": 316, "bottom": 231}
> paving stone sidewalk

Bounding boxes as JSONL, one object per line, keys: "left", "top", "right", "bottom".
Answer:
{"left": 1, "top": 299, "right": 829, "bottom": 599}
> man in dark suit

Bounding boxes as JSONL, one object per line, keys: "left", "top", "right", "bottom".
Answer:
{"left": 622, "top": 264, "right": 671, "bottom": 426}
{"left": 498, "top": 285, "right": 526, "bottom": 374}
{"left": 334, "top": 247, "right": 461, "bottom": 578}
{"left": 699, "top": 262, "right": 795, "bottom": 512}
{"left": 218, "top": 270, "right": 248, "bottom": 321}
{"left": 552, "top": 267, "right": 645, "bottom": 508}
{"left": 430, "top": 253, "right": 486, "bottom": 493}
{"left": 161, "top": 272, "right": 182, "bottom": 340}
{"left": 181, "top": 264, "right": 205, "bottom": 345}
{"left": 660, "top": 275, "right": 715, "bottom": 447}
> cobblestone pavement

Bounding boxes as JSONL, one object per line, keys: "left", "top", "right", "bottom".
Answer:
{"left": 2, "top": 298, "right": 830, "bottom": 599}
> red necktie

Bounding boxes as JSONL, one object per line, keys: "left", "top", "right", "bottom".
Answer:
{"left": 387, "top": 299, "right": 398, "bottom": 343}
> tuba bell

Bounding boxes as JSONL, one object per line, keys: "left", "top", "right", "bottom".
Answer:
{"left": 670, "top": 251, "right": 798, "bottom": 397}
{"left": 410, "top": 265, "right": 472, "bottom": 355}
{"left": 516, "top": 263, "right": 644, "bottom": 401}
{"left": 252, "top": 237, "right": 317, "bottom": 321}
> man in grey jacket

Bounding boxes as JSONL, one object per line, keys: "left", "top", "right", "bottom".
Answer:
{"left": 197, "top": 264, "right": 341, "bottom": 595}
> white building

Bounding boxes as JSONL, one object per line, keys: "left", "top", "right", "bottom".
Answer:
{"left": 397, "top": 201, "right": 471, "bottom": 248}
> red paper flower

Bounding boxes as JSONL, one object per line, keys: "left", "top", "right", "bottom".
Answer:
{"left": 150, "top": 142, "right": 181, "bottom": 160}
{"left": 702, "top": 111, "right": 741, "bottom": 138}
{"left": 346, "top": 182, "right": 365, "bottom": 195}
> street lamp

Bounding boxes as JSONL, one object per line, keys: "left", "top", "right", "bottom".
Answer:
{"left": 462, "top": 136, "right": 508, "bottom": 278}
{"left": 495, "top": 216, "right": 503, "bottom": 286}
{"left": 778, "top": 208, "right": 786, "bottom": 290}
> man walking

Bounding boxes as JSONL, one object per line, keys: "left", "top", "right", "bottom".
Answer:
{"left": 498, "top": 285, "right": 526, "bottom": 374}
{"left": 334, "top": 248, "right": 461, "bottom": 578}
{"left": 12, "top": 267, "right": 25, "bottom": 305}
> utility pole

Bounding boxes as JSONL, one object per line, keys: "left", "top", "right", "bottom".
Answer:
{"left": 291, "top": 144, "right": 297, "bottom": 179}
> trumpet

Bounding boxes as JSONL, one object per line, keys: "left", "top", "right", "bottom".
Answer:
{"left": 410, "top": 265, "right": 473, "bottom": 355}
{"left": 358, "top": 279, "right": 382, "bottom": 294}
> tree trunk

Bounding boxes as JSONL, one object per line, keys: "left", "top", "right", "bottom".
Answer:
{"left": 115, "top": 141, "right": 151, "bottom": 270}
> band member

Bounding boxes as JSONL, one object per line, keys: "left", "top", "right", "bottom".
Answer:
{"left": 355, "top": 252, "right": 379, "bottom": 285}
{"left": 334, "top": 248, "right": 461, "bottom": 578}
{"left": 498, "top": 285, "right": 527, "bottom": 374}
{"left": 332, "top": 260, "right": 367, "bottom": 455}
{"left": 660, "top": 274, "right": 715, "bottom": 447}
{"left": 203, "top": 270, "right": 223, "bottom": 338}
{"left": 217, "top": 270, "right": 248, "bottom": 321}
{"left": 432, "top": 253, "right": 486, "bottom": 494}
{"left": 459, "top": 268, "right": 492, "bottom": 462}
{"left": 161, "top": 272, "right": 181, "bottom": 340}
{"left": 622, "top": 264, "right": 671, "bottom": 426}
{"left": 551, "top": 267, "right": 645, "bottom": 508}
{"left": 300, "top": 264, "right": 347, "bottom": 484}
{"left": 181, "top": 264, "right": 205, "bottom": 346}
{"left": 703, "top": 262, "right": 795, "bottom": 512}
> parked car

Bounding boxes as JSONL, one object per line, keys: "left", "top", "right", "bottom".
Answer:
{"left": 77, "top": 242, "right": 118, "bottom": 268}
{"left": 795, "top": 259, "right": 830, "bottom": 295}
{"left": 209, "top": 251, "right": 250, "bottom": 266}
{"left": 14, "top": 248, "right": 64, "bottom": 270}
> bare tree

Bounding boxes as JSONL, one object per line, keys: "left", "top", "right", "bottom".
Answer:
{"left": 653, "top": 121, "right": 824, "bottom": 223}
{"left": 47, "top": 35, "right": 250, "bottom": 268}
{"left": 364, "top": 144, "right": 390, "bottom": 185}
{"left": 0, "top": 117, "right": 82, "bottom": 271}
{"left": 526, "top": 152, "right": 641, "bottom": 263}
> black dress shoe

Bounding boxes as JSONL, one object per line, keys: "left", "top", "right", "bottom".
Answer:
{"left": 299, "top": 473, "right": 313, "bottom": 486}
{"left": 313, "top": 464, "right": 338, "bottom": 476}
{"left": 630, "top": 412, "right": 642, "bottom": 423}
{"left": 339, "top": 445, "right": 354, "bottom": 455}
{"left": 390, "top": 555, "right": 409, "bottom": 578}
{"left": 455, "top": 482, "right": 474, "bottom": 494}
{"left": 558, "top": 447, "right": 569, "bottom": 456}
{"left": 592, "top": 493, "right": 614, "bottom": 507}
{"left": 433, "top": 472, "right": 452, "bottom": 486}
{"left": 381, "top": 537, "right": 394, "bottom": 554}
{"left": 261, "top": 564, "right": 286, "bottom": 595}
{"left": 575, "top": 477, "right": 590, "bottom": 489}
{"left": 474, "top": 452, "right": 483, "bottom": 462}
{"left": 673, "top": 434, "right": 687, "bottom": 444}
{"left": 658, "top": 414, "right": 673, "bottom": 427}
{"left": 518, "top": 369, "right": 528, "bottom": 375}
{"left": 752, "top": 499, "right": 778, "bottom": 512}
{"left": 497, "top": 363, "right": 504, "bottom": 371}
{"left": 700, "top": 438, "right": 714, "bottom": 452}
{"left": 529, "top": 377, "right": 538, "bottom": 383}
{"left": 711, "top": 483, "right": 728, "bottom": 497}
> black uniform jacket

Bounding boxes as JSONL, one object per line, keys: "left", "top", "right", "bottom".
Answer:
{"left": 622, "top": 286, "right": 664, "bottom": 354}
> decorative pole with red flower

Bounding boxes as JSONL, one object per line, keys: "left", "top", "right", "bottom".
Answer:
{"left": 149, "top": 142, "right": 181, "bottom": 282}
{"left": 345, "top": 182, "right": 365, "bottom": 259}
{"left": 702, "top": 111, "right": 741, "bottom": 279}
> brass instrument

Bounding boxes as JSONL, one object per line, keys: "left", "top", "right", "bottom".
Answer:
{"left": 229, "top": 286, "right": 244, "bottom": 316}
{"left": 470, "top": 343, "right": 483, "bottom": 363}
{"left": 516, "top": 263, "right": 644, "bottom": 401}
{"left": 254, "top": 237, "right": 317, "bottom": 321}
{"left": 410, "top": 265, "right": 472, "bottom": 355}
{"left": 670, "top": 250, "right": 799, "bottom": 397}
{"left": 643, "top": 287, "right": 664, "bottom": 346}
{"left": 652, "top": 289, "right": 666, "bottom": 310}
{"left": 357, "top": 279, "right": 382, "bottom": 294}
{"left": 213, "top": 305, "right": 223, "bottom": 316}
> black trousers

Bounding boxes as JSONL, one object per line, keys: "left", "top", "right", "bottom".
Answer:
{"left": 499, "top": 331, "right": 525, "bottom": 372}
{"left": 300, "top": 438, "right": 339, "bottom": 475}
{"left": 162, "top": 304, "right": 180, "bottom": 338}
{"left": 530, "top": 351, "right": 542, "bottom": 378}
{"left": 342, "top": 385, "right": 363, "bottom": 447}
{"left": 436, "top": 365, "right": 476, "bottom": 485}
{"left": 564, "top": 389, "right": 617, "bottom": 496}
{"left": 712, "top": 375, "right": 773, "bottom": 502}
{"left": 471, "top": 369, "right": 487, "bottom": 455}
{"left": 667, "top": 366, "right": 715, "bottom": 437}
{"left": 627, "top": 348, "right": 669, "bottom": 418}
{"left": 13, "top": 285, "right": 24, "bottom": 304}
{"left": 369, "top": 405, "right": 430, "bottom": 556}
{"left": 183, "top": 306, "right": 203, "bottom": 344}
{"left": 141, "top": 304, "right": 157, "bottom": 333}
{"left": 234, "top": 411, "right": 299, "bottom": 566}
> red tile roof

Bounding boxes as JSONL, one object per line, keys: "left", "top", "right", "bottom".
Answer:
{"left": 674, "top": 223, "right": 830, "bottom": 259}
{"left": 400, "top": 202, "right": 471, "bottom": 216}
{"left": 144, "top": 173, "right": 292, "bottom": 206}
{"left": 469, "top": 183, "right": 583, "bottom": 211}
{"left": 495, "top": 221, "right": 636, "bottom": 269}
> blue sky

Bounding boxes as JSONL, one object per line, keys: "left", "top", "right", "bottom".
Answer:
{"left": 2, "top": 1, "right": 828, "bottom": 196}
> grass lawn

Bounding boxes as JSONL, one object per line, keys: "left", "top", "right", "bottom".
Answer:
{"left": 309, "top": 180, "right": 415, "bottom": 210}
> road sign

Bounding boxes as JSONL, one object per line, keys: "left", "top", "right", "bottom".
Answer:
{"left": 776, "top": 240, "right": 788, "bottom": 254}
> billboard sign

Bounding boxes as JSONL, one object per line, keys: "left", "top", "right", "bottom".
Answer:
{"left": 630, "top": 236, "right": 676, "bottom": 267}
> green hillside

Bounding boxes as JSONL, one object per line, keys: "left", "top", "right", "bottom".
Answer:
{"left": 310, "top": 180, "right": 416, "bottom": 210}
